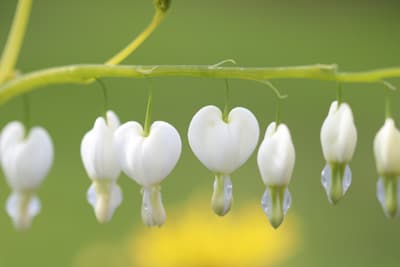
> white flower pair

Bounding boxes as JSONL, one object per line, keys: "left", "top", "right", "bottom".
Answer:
{"left": 188, "top": 105, "right": 296, "bottom": 228}
{"left": 81, "top": 111, "right": 181, "bottom": 226}
{"left": 320, "top": 100, "right": 400, "bottom": 218}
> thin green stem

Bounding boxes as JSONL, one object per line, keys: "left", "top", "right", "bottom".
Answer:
{"left": 0, "top": 0, "right": 32, "bottom": 84}
{"left": 22, "top": 93, "right": 30, "bottom": 129}
{"left": 143, "top": 78, "right": 153, "bottom": 136}
{"left": 95, "top": 78, "right": 109, "bottom": 114}
{"left": 337, "top": 83, "right": 343, "bottom": 105}
{"left": 385, "top": 87, "right": 392, "bottom": 119}
{"left": 223, "top": 79, "right": 230, "bottom": 122}
{"left": 276, "top": 97, "right": 281, "bottom": 127}
{"left": 1, "top": 64, "right": 400, "bottom": 105}
{"left": 105, "top": 10, "right": 166, "bottom": 65}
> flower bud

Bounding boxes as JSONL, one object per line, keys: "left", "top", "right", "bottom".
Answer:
{"left": 320, "top": 101, "right": 357, "bottom": 204}
{"left": 0, "top": 121, "right": 54, "bottom": 230}
{"left": 113, "top": 120, "right": 181, "bottom": 226}
{"left": 257, "top": 122, "right": 295, "bottom": 228}
{"left": 188, "top": 105, "right": 259, "bottom": 216}
{"left": 81, "top": 110, "right": 122, "bottom": 223}
{"left": 374, "top": 118, "right": 400, "bottom": 218}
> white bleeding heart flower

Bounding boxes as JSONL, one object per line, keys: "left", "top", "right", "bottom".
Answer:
{"left": 373, "top": 118, "right": 400, "bottom": 218}
{"left": 257, "top": 121, "right": 295, "bottom": 228}
{"left": 113, "top": 120, "right": 182, "bottom": 226}
{"left": 81, "top": 110, "right": 122, "bottom": 223}
{"left": 188, "top": 105, "right": 259, "bottom": 216}
{"left": 320, "top": 101, "right": 357, "bottom": 204}
{"left": 0, "top": 121, "right": 54, "bottom": 230}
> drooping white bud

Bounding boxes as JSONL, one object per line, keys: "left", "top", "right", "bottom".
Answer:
{"left": 373, "top": 118, "right": 400, "bottom": 218}
{"left": 257, "top": 122, "right": 295, "bottom": 186}
{"left": 320, "top": 101, "right": 357, "bottom": 204}
{"left": 81, "top": 110, "right": 122, "bottom": 223}
{"left": 0, "top": 121, "right": 54, "bottom": 230}
{"left": 188, "top": 105, "right": 259, "bottom": 216}
{"left": 113, "top": 120, "right": 181, "bottom": 226}
{"left": 257, "top": 122, "right": 295, "bottom": 228}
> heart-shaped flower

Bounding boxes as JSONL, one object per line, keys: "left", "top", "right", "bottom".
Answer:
{"left": 374, "top": 118, "right": 400, "bottom": 218}
{"left": 114, "top": 120, "right": 182, "bottom": 226}
{"left": 320, "top": 101, "right": 357, "bottom": 204}
{"left": 188, "top": 105, "right": 259, "bottom": 216}
{"left": 0, "top": 121, "right": 54, "bottom": 230}
{"left": 257, "top": 121, "right": 295, "bottom": 228}
{"left": 81, "top": 110, "right": 122, "bottom": 223}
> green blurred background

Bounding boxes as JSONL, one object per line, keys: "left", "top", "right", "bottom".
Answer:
{"left": 1, "top": 0, "right": 400, "bottom": 266}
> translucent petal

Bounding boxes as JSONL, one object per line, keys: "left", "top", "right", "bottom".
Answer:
{"left": 321, "top": 164, "right": 352, "bottom": 204}
{"left": 141, "top": 186, "right": 166, "bottom": 227}
{"left": 211, "top": 175, "right": 232, "bottom": 216}
{"left": 86, "top": 181, "right": 122, "bottom": 223}
{"left": 261, "top": 187, "right": 291, "bottom": 218}
{"left": 6, "top": 192, "right": 41, "bottom": 230}
{"left": 376, "top": 176, "right": 400, "bottom": 218}
{"left": 261, "top": 187, "right": 291, "bottom": 228}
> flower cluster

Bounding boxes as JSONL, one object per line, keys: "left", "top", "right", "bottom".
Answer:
{"left": 81, "top": 110, "right": 181, "bottom": 227}
{"left": 0, "top": 98, "right": 398, "bottom": 230}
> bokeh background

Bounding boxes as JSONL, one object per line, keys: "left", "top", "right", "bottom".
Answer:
{"left": 1, "top": 0, "right": 400, "bottom": 266}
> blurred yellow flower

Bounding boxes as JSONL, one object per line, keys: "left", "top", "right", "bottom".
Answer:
{"left": 129, "top": 195, "right": 300, "bottom": 267}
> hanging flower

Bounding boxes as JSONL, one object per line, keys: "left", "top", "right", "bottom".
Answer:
{"left": 188, "top": 105, "right": 259, "bottom": 216}
{"left": 373, "top": 118, "right": 400, "bottom": 218}
{"left": 257, "top": 121, "right": 295, "bottom": 228}
{"left": 81, "top": 110, "right": 122, "bottom": 223}
{"left": 113, "top": 120, "right": 182, "bottom": 226}
{"left": 0, "top": 121, "right": 54, "bottom": 230}
{"left": 320, "top": 101, "right": 357, "bottom": 204}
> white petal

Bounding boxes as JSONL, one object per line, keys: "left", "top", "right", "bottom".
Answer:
{"left": 0, "top": 121, "right": 25, "bottom": 155}
{"left": 374, "top": 118, "right": 400, "bottom": 175}
{"left": 81, "top": 111, "right": 121, "bottom": 180}
{"left": 87, "top": 180, "right": 122, "bottom": 223}
{"left": 188, "top": 105, "right": 259, "bottom": 174}
{"left": 320, "top": 101, "right": 357, "bottom": 163}
{"left": 1, "top": 125, "right": 54, "bottom": 191}
{"left": 257, "top": 122, "right": 295, "bottom": 186}
{"left": 114, "top": 121, "right": 182, "bottom": 187}
{"left": 6, "top": 191, "right": 41, "bottom": 230}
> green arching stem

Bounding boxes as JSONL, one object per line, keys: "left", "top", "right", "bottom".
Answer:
{"left": 223, "top": 79, "right": 230, "bottom": 122}
{"left": 257, "top": 80, "right": 285, "bottom": 127}
{"left": 143, "top": 79, "right": 153, "bottom": 136}
{"left": 105, "top": 9, "right": 166, "bottom": 65}
{"left": 0, "top": 0, "right": 32, "bottom": 84}
{"left": 1, "top": 64, "right": 400, "bottom": 105}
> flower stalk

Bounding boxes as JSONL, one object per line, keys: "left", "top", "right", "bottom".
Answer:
{"left": 0, "top": 0, "right": 32, "bottom": 84}
{"left": 1, "top": 64, "right": 400, "bottom": 106}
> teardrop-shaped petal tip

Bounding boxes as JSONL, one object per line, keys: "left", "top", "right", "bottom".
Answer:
{"left": 6, "top": 192, "right": 41, "bottom": 231}
{"left": 376, "top": 176, "right": 399, "bottom": 219}
{"left": 87, "top": 181, "right": 122, "bottom": 223}
{"left": 141, "top": 186, "right": 166, "bottom": 227}
{"left": 211, "top": 174, "right": 232, "bottom": 216}
{"left": 321, "top": 164, "right": 352, "bottom": 205}
{"left": 261, "top": 186, "right": 291, "bottom": 229}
